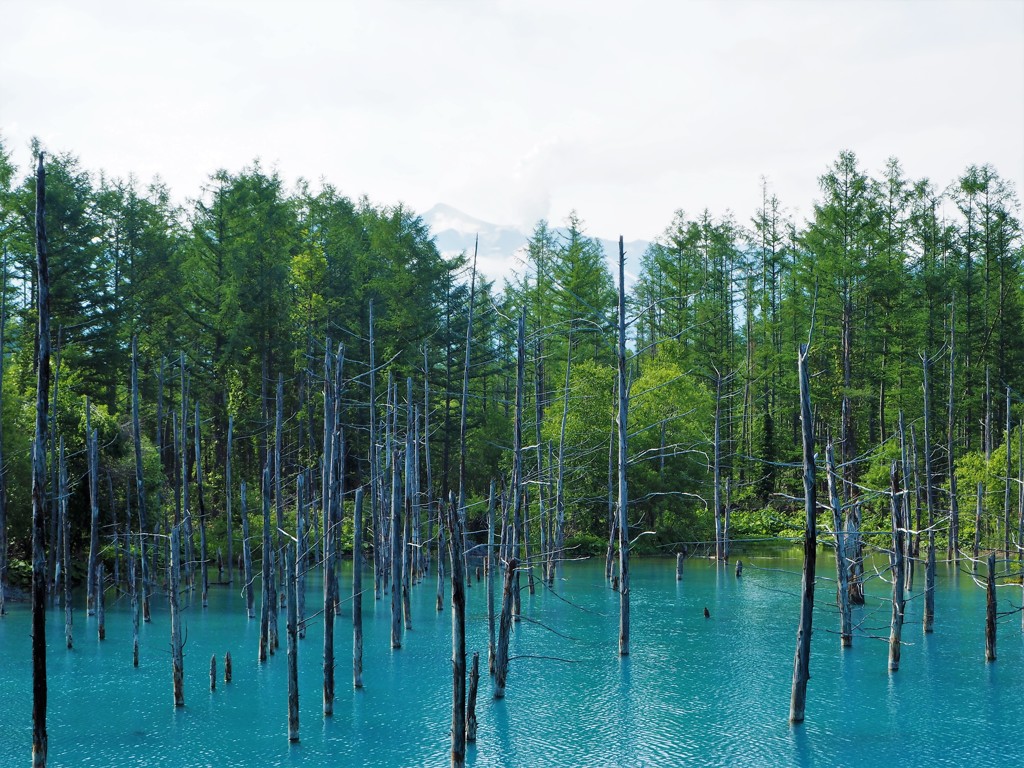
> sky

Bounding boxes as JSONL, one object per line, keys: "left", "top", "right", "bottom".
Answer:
{"left": 2, "top": 0, "right": 1023, "bottom": 244}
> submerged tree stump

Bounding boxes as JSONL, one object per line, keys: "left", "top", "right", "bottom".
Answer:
{"left": 985, "top": 552, "right": 997, "bottom": 662}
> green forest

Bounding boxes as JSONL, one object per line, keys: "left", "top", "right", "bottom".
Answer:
{"left": 0, "top": 138, "right": 1022, "bottom": 593}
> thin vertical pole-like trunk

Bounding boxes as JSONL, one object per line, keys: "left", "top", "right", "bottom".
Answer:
{"left": 458, "top": 243, "right": 477, "bottom": 584}
{"left": 713, "top": 374, "right": 723, "bottom": 561}
{"left": 888, "top": 461, "right": 906, "bottom": 672}
{"left": 131, "top": 336, "right": 150, "bottom": 622}
{"left": 789, "top": 343, "right": 816, "bottom": 724}
{"left": 130, "top": 528, "right": 139, "bottom": 667}
{"left": 31, "top": 153, "right": 51, "bottom": 768}
{"left": 86, "top": 404, "right": 100, "bottom": 615}
{"left": 445, "top": 497, "right": 467, "bottom": 767}
{"left": 60, "top": 439, "right": 71, "bottom": 649}
{"left": 0, "top": 252, "right": 7, "bottom": 619}
{"left": 826, "top": 442, "right": 851, "bottom": 648}
{"left": 404, "top": 379, "right": 414, "bottom": 627}
{"left": 296, "top": 475, "right": 306, "bottom": 639}
{"left": 170, "top": 524, "right": 184, "bottom": 707}
{"left": 1004, "top": 387, "right": 1012, "bottom": 557}
{"left": 898, "top": 412, "right": 914, "bottom": 593}
{"left": 286, "top": 544, "right": 299, "bottom": 742}
{"left": 512, "top": 314, "right": 525, "bottom": 621}
{"left": 180, "top": 356, "right": 194, "bottom": 591}
{"left": 423, "top": 344, "right": 433, "bottom": 576}
{"left": 241, "top": 482, "right": 254, "bottom": 619}
{"left": 922, "top": 354, "right": 936, "bottom": 632}
{"left": 259, "top": 466, "right": 272, "bottom": 662}
{"left": 556, "top": 346, "right": 571, "bottom": 576}
{"left": 486, "top": 480, "right": 496, "bottom": 675}
{"left": 973, "top": 482, "right": 983, "bottom": 573}
{"left": 390, "top": 427, "right": 402, "bottom": 649}
{"left": 369, "top": 306, "right": 382, "bottom": 600}
{"left": 353, "top": 487, "right": 364, "bottom": 689}
{"left": 616, "top": 237, "right": 630, "bottom": 657}
{"left": 985, "top": 552, "right": 997, "bottom": 662}
{"left": 605, "top": 420, "right": 616, "bottom": 580}
{"left": 195, "top": 402, "right": 208, "bottom": 607}
{"left": 97, "top": 563, "right": 105, "bottom": 641}
{"left": 948, "top": 308, "right": 959, "bottom": 562}
{"left": 226, "top": 415, "right": 234, "bottom": 587}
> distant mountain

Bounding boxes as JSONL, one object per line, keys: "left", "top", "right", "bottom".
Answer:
{"left": 421, "top": 203, "right": 649, "bottom": 289}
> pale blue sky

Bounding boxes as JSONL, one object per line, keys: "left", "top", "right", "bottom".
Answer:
{"left": 3, "top": 0, "right": 1022, "bottom": 241}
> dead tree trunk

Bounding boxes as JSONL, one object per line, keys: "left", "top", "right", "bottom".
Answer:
{"left": 0, "top": 253, "right": 7, "bottom": 619}
{"left": 97, "top": 563, "right": 106, "bottom": 641}
{"left": 286, "top": 544, "right": 299, "bottom": 742}
{"left": 789, "top": 343, "right": 816, "bottom": 724}
{"left": 226, "top": 415, "right": 234, "bottom": 588}
{"left": 368, "top": 307, "right": 382, "bottom": 601}
{"left": 948, "top": 307, "right": 959, "bottom": 562}
{"left": 486, "top": 480, "right": 496, "bottom": 675}
{"left": 195, "top": 402, "right": 209, "bottom": 607}
{"left": 512, "top": 314, "right": 525, "bottom": 622}
{"left": 353, "top": 487, "right": 364, "bottom": 689}
{"left": 130, "top": 529, "right": 139, "bottom": 667}
{"left": 60, "top": 439, "right": 71, "bottom": 649}
{"left": 260, "top": 466, "right": 273, "bottom": 662}
{"left": 888, "top": 461, "right": 906, "bottom": 672}
{"left": 494, "top": 556, "right": 517, "bottom": 699}
{"left": 616, "top": 237, "right": 630, "bottom": 657}
{"left": 31, "top": 151, "right": 50, "bottom": 768}
{"left": 922, "top": 353, "right": 936, "bottom": 632}
{"left": 898, "top": 412, "right": 914, "bottom": 593}
{"left": 445, "top": 495, "right": 467, "bottom": 767}
{"left": 1004, "top": 387, "right": 1012, "bottom": 557}
{"left": 170, "top": 524, "right": 184, "bottom": 707}
{"left": 241, "top": 482, "right": 254, "bottom": 618}
{"left": 713, "top": 374, "right": 723, "bottom": 562}
{"left": 973, "top": 482, "right": 983, "bottom": 574}
{"left": 466, "top": 651, "right": 480, "bottom": 744}
{"left": 605, "top": 421, "right": 616, "bottom": 581}
{"left": 390, "top": 430, "right": 403, "bottom": 649}
{"left": 131, "top": 336, "right": 151, "bottom": 622}
{"left": 86, "top": 404, "right": 100, "bottom": 615}
{"left": 985, "top": 552, "right": 996, "bottom": 662}
{"left": 826, "top": 442, "right": 851, "bottom": 648}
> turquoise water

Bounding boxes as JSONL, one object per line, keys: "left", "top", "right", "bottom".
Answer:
{"left": 1, "top": 552, "right": 1022, "bottom": 767}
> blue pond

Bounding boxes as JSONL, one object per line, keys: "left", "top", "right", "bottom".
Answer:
{"left": 1, "top": 551, "right": 1022, "bottom": 767}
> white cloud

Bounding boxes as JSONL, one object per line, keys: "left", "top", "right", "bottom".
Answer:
{"left": 2, "top": 0, "right": 1021, "bottom": 241}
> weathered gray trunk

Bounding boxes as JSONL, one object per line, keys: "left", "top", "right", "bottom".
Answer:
{"left": 296, "top": 475, "right": 306, "bottom": 639}
{"left": 985, "top": 552, "right": 996, "bottom": 662}
{"left": 467, "top": 651, "right": 480, "bottom": 744}
{"left": 195, "top": 402, "right": 209, "bottom": 607}
{"left": 286, "top": 544, "right": 299, "bottom": 742}
{"left": 457, "top": 244, "right": 477, "bottom": 594}
{"left": 947, "top": 309, "right": 959, "bottom": 562}
{"left": 97, "top": 563, "right": 105, "bottom": 641}
{"left": 888, "top": 461, "right": 906, "bottom": 672}
{"left": 32, "top": 152, "right": 50, "bottom": 767}
{"left": 494, "top": 556, "right": 517, "bottom": 698}
{"left": 789, "top": 343, "right": 816, "bottom": 724}
{"left": 445, "top": 496, "right": 467, "bottom": 767}
{"left": 487, "top": 480, "right": 496, "bottom": 675}
{"left": 86, "top": 406, "right": 100, "bottom": 615}
{"left": 241, "top": 482, "right": 254, "bottom": 619}
{"left": 130, "top": 531, "right": 139, "bottom": 667}
{"left": 170, "top": 525, "right": 184, "bottom": 707}
{"left": 713, "top": 375, "right": 723, "bottom": 561}
{"left": 605, "top": 420, "right": 616, "bottom": 580}
{"left": 921, "top": 354, "right": 936, "bottom": 632}
{"left": 423, "top": 345, "right": 433, "bottom": 576}
{"left": 226, "top": 415, "right": 234, "bottom": 587}
{"left": 390, "top": 432, "right": 403, "bottom": 648}
{"left": 209, "top": 655, "right": 216, "bottom": 691}
{"left": 260, "top": 466, "right": 272, "bottom": 662}
{"left": 131, "top": 336, "right": 151, "bottom": 622}
{"left": 60, "top": 439, "right": 71, "bottom": 649}
{"left": 1004, "top": 387, "right": 1012, "bottom": 557}
{"left": 353, "top": 487, "right": 364, "bottom": 689}
{"left": 369, "top": 306, "right": 382, "bottom": 600}
{"left": 512, "top": 314, "right": 525, "bottom": 621}
{"left": 0, "top": 253, "right": 7, "bottom": 619}
{"left": 897, "top": 411, "right": 914, "bottom": 593}
{"left": 616, "top": 237, "right": 630, "bottom": 657}
{"left": 676, "top": 553, "right": 684, "bottom": 581}
{"left": 826, "top": 442, "right": 851, "bottom": 648}
{"left": 973, "top": 482, "right": 983, "bottom": 573}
